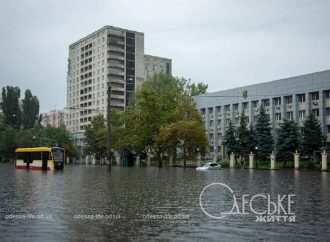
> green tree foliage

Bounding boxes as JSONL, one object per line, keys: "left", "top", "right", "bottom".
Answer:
{"left": 189, "top": 82, "right": 208, "bottom": 96}
{"left": 157, "top": 120, "right": 207, "bottom": 167}
{"left": 255, "top": 105, "right": 273, "bottom": 161}
{"left": 0, "top": 128, "right": 17, "bottom": 161}
{"left": 0, "top": 126, "right": 79, "bottom": 162}
{"left": 1, "top": 86, "right": 21, "bottom": 129}
{"left": 237, "top": 113, "right": 250, "bottom": 160}
{"left": 84, "top": 115, "right": 107, "bottom": 160}
{"left": 248, "top": 124, "right": 257, "bottom": 153}
{"left": 110, "top": 74, "right": 208, "bottom": 165}
{"left": 223, "top": 121, "right": 238, "bottom": 156}
{"left": 276, "top": 119, "right": 300, "bottom": 165}
{"left": 302, "top": 114, "right": 324, "bottom": 158}
{"left": 0, "top": 86, "right": 79, "bottom": 162}
{"left": 22, "top": 89, "right": 39, "bottom": 129}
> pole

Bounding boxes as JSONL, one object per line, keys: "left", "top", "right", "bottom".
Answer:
{"left": 107, "top": 83, "right": 112, "bottom": 171}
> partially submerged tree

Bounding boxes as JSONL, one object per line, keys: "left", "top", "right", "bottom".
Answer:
{"left": 255, "top": 105, "right": 273, "bottom": 161}
{"left": 276, "top": 119, "right": 300, "bottom": 166}
{"left": 302, "top": 114, "right": 324, "bottom": 160}
{"left": 223, "top": 121, "right": 238, "bottom": 157}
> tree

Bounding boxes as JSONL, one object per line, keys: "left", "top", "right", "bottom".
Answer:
{"left": 1, "top": 86, "right": 21, "bottom": 129}
{"left": 255, "top": 105, "right": 273, "bottom": 161}
{"left": 0, "top": 128, "right": 17, "bottom": 161}
{"left": 237, "top": 113, "right": 250, "bottom": 162}
{"left": 22, "top": 89, "right": 39, "bottom": 129}
{"left": 157, "top": 120, "right": 207, "bottom": 167}
{"left": 189, "top": 82, "right": 208, "bottom": 96}
{"left": 84, "top": 115, "right": 107, "bottom": 161}
{"left": 223, "top": 121, "right": 238, "bottom": 157}
{"left": 276, "top": 119, "right": 300, "bottom": 166}
{"left": 248, "top": 124, "right": 257, "bottom": 154}
{"left": 302, "top": 114, "right": 324, "bottom": 160}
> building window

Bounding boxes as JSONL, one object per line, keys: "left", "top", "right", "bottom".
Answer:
{"left": 312, "top": 109, "right": 319, "bottom": 117}
{"left": 285, "top": 96, "right": 293, "bottom": 104}
{"left": 242, "top": 102, "right": 248, "bottom": 110}
{"left": 209, "top": 133, "right": 214, "bottom": 140}
{"left": 325, "top": 90, "right": 330, "bottom": 99}
{"left": 275, "top": 113, "right": 281, "bottom": 121}
{"left": 233, "top": 104, "right": 239, "bottom": 112}
{"left": 297, "top": 94, "right": 305, "bottom": 103}
{"left": 311, "top": 92, "right": 319, "bottom": 101}
{"left": 252, "top": 101, "right": 258, "bottom": 108}
{"left": 286, "top": 112, "right": 293, "bottom": 120}
{"left": 208, "top": 107, "right": 213, "bottom": 114}
{"left": 273, "top": 97, "right": 281, "bottom": 106}
{"left": 326, "top": 108, "right": 330, "bottom": 116}
{"left": 328, "top": 125, "right": 330, "bottom": 134}
{"left": 209, "top": 120, "right": 214, "bottom": 126}
{"left": 298, "top": 110, "right": 305, "bottom": 120}
{"left": 262, "top": 99, "right": 270, "bottom": 107}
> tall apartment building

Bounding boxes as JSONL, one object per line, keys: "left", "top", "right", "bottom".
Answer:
{"left": 144, "top": 54, "right": 172, "bottom": 81}
{"left": 65, "top": 26, "right": 144, "bottom": 148}
{"left": 41, "top": 109, "right": 65, "bottom": 128}
{"left": 194, "top": 70, "right": 330, "bottom": 157}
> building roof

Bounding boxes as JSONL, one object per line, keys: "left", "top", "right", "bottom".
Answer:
{"left": 194, "top": 69, "right": 330, "bottom": 108}
{"left": 70, "top": 25, "right": 144, "bottom": 48}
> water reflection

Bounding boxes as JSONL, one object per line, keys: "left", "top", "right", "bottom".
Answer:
{"left": 0, "top": 163, "right": 329, "bottom": 241}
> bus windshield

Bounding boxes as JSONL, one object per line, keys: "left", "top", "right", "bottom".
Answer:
{"left": 52, "top": 148, "right": 64, "bottom": 162}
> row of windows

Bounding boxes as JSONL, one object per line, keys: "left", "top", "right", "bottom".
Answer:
{"left": 202, "top": 90, "right": 330, "bottom": 114}
{"left": 206, "top": 108, "right": 330, "bottom": 128}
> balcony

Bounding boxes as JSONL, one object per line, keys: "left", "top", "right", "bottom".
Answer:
{"left": 108, "top": 39, "right": 125, "bottom": 47}
{"left": 325, "top": 98, "right": 330, "bottom": 107}
{"left": 109, "top": 45, "right": 124, "bottom": 52}
{"left": 298, "top": 103, "right": 305, "bottom": 110}
{"left": 326, "top": 116, "right": 330, "bottom": 124}
{"left": 108, "top": 61, "right": 124, "bottom": 70}
{"left": 108, "top": 55, "right": 124, "bottom": 62}
{"left": 109, "top": 68, "right": 124, "bottom": 77}
{"left": 312, "top": 100, "right": 319, "bottom": 107}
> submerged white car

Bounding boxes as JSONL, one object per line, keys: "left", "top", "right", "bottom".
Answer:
{"left": 196, "top": 162, "right": 222, "bottom": 171}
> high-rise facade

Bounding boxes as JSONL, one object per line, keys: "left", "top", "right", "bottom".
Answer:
{"left": 194, "top": 70, "right": 330, "bottom": 157}
{"left": 41, "top": 109, "right": 65, "bottom": 128}
{"left": 65, "top": 26, "right": 144, "bottom": 148}
{"left": 144, "top": 54, "right": 172, "bottom": 81}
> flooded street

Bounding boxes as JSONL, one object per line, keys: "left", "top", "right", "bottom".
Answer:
{"left": 0, "top": 163, "right": 330, "bottom": 241}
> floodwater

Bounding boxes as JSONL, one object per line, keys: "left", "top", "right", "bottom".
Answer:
{"left": 0, "top": 163, "right": 329, "bottom": 241}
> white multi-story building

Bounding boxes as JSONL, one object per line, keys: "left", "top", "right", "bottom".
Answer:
{"left": 65, "top": 26, "right": 145, "bottom": 148}
{"left": 194, "top": 70, "right": 330, "bottom": 156}
{"left": 41, "top": 109, "right": 65, "bottom": 128}
{"left": 144, "top": 54, "right": 172, "bottom": 81}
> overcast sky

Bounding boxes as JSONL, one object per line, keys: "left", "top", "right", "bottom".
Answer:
{"left": 0, "top": 0, "right": 329, "bottom": 112}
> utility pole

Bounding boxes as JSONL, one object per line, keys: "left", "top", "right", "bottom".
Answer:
{"left": 107, "top": 82, "right": 112, "bottom": 171}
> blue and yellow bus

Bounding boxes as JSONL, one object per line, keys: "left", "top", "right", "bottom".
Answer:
{"left": 15, "top": 147, "right": 65, "bottom": 171}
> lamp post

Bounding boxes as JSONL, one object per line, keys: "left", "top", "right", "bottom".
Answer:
{"left": 106, "top": 82, "right": 112, "bottom": 171}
